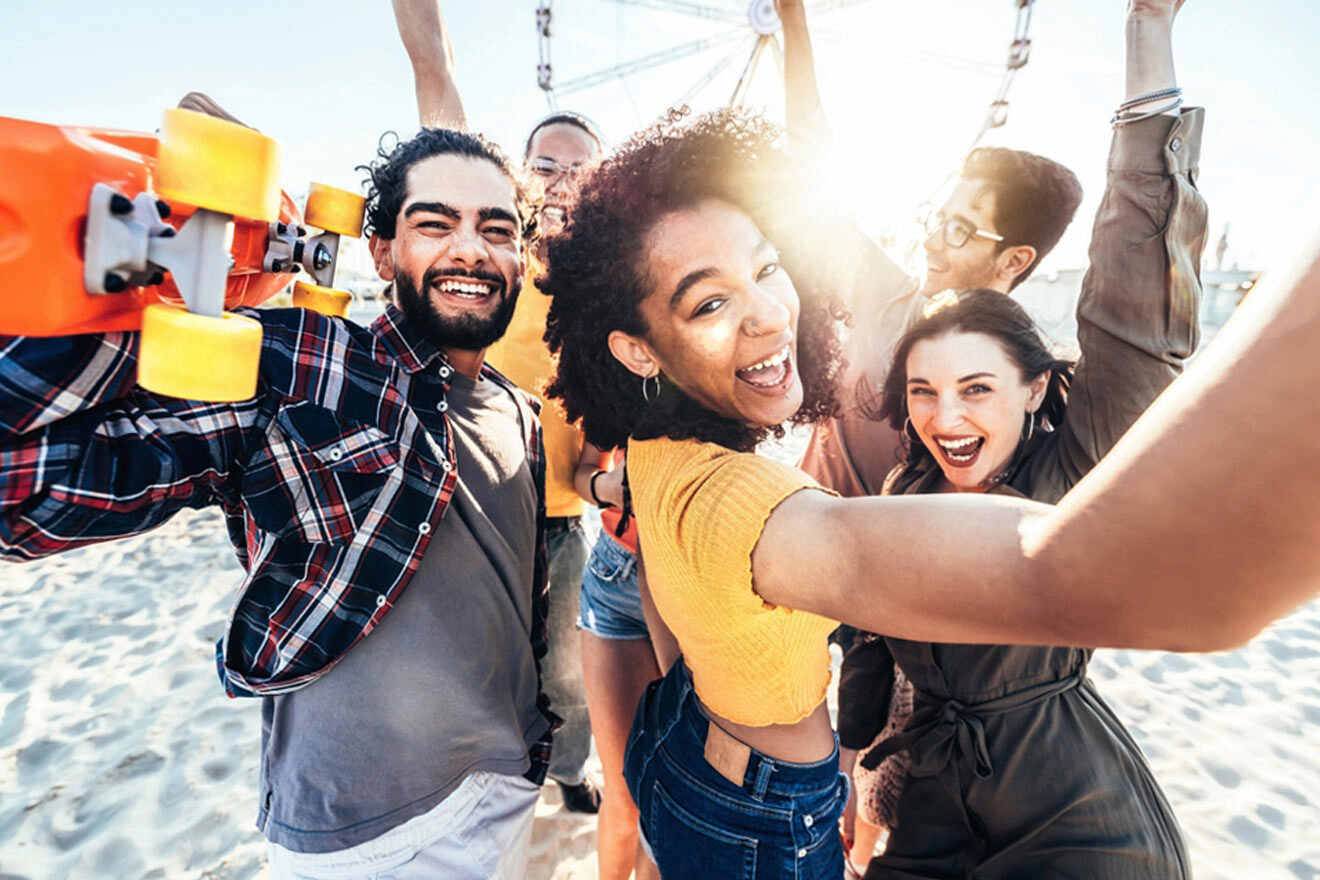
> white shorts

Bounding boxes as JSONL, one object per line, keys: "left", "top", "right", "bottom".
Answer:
{"left": 266, "top": 771, "right": 540, "bottom": 880}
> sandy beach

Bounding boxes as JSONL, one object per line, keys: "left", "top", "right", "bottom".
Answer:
{"left": 1, "top": 502, "right": 1317, "bottom": 878}
{"left": 2, "top": 283, "right": 1317, "bottom": 880}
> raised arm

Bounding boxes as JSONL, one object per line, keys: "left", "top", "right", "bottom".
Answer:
{"left": 392, "top": 0, "right": 468, "bottom": 130}
{"left": 1034, "top": 0, "right": 1204, "bottom": 500}
{"left": 774, "top": 0, "right": 828, "bottom": 148}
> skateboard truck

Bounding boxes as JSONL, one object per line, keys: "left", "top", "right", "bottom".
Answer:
{"left": 84, "top": 183, "right": 236, "bottom": 319}
{"left": 263, "top": 221, "right": 343, "bottom": 289}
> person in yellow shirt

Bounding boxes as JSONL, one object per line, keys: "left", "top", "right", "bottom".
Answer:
{"left": 485, "top": 114, "right": 606, "bottom": 812}
{"left": 392, "top": 0, "right": 605, "bottom": 813}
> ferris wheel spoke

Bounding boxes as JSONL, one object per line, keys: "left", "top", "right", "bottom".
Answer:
{"left": 806, "top": 0, "right": 879, "bottom": 12}
{"left": 729, "top": 34, "right": 772, "bottom": 106}
{"left": 675, "top": 47, "right": 743, "bottom": 107}
{"left": 556, "top": 28, "right": 746, "bottom": 95}
{"left": 603, "top": 0, "right": 745, "bottom": 24}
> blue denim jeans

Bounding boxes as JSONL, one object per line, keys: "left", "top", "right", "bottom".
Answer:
{"left": 578, "top": 531, "right": 648, "bottom": 640}
{"left": 624, "top": 659, "right": 847, "bottom": 879}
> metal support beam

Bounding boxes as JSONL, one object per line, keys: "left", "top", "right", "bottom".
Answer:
{"left": 556, "top": 28, "right": 746, "bottom": 95}
{"left": 604, "top": 0, "right": 744, "bottom": 24}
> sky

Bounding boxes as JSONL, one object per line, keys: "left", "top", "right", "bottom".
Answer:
{"left": 4, "top": 0, "right": 1318, "bottom": 277}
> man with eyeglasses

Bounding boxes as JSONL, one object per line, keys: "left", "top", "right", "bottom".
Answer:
{"left": 393, "top": 0, "right": 605, "bottom": 817}
{"left": 799, "top": 144, "right": 1085, "bottom": 499}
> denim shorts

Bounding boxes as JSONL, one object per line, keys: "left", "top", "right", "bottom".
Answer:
{"left": 577, "top": 531, "right": 649, "bottom": 640}
{"left": 624, "top": 659, "right": 847, "bottom": 879}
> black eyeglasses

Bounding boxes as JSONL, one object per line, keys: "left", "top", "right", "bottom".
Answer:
{"left": 527, "top": 157, "right": 583, "bottom": 183}
{"left": 923, "top": 212, "right": 1004, "bottom": 249}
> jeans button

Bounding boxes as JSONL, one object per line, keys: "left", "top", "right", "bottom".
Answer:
{"left": 803, "top": 814, "right": 814, "bottom": 827}
{"left": 797, "top": 848, "right": 807, "bottom": 858}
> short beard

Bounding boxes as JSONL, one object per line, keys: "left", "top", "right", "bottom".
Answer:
{"left": 394, "top": 266, "right": 520, "bottom": 352}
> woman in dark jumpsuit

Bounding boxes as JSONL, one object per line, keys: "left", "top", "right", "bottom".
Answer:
{"left": 860, "top": 96, "right": 1205, "bottom": 878}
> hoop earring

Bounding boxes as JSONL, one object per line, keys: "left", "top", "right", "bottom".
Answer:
{"left": 1024, "top": 411, "right": 1035, "bottom": 443}
{"left": 642, "top": 374, "right": 661, "bottom": 403}
{"left": 903, "top": 416, "right": 915, "bottom": 438}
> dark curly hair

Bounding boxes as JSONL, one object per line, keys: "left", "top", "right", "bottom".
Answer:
{"left": 865, "top": 288, "right": 1073, "bottom": 484}
{"left": 960, "top": 147, "right": 1083, "bottom": 290}
{"left": 358, "top": 127, "right": 533, "bottom": 240}
{"left": 541, "top": 107, "right": 847, "bottom": 453}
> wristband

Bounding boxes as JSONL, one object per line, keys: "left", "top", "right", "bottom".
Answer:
{"left": 589, "top": 469, "right": 611, "bottom": 509}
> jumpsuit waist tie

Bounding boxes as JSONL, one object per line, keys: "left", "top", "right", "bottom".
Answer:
{"left": 860, "top": 671, "right": 1085, "bottom": 780}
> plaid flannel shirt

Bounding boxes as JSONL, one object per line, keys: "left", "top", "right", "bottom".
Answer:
{"left": 0, "top": 303, "right": 557, "bottom": 779}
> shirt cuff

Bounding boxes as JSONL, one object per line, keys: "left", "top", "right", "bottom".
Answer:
{"left": 1108, "top": 105, "right": 1204, "bottom": 176}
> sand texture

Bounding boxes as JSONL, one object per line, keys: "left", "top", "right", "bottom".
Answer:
{"left": 2, "top": 511, "right": 1318, "bottom": 879}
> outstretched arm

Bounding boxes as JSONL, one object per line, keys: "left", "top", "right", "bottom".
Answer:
{"left": 756, "top": 232, "right": 1320, "bottom": 654}
{"left": 392, "top": 0, "right": 467, "bottom": 129}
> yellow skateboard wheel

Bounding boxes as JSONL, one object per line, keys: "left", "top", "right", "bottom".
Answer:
{"left": 157, "top": 108, "right": 282, "bottom": 222}
{"left": 138, "top": 304, "right": 262, "bottom": 401}
{"left": 292, "top": 282, "right": 353, "bottom": 317}
{"left": 304, "top": 183, "right": 366, "bottom": 238}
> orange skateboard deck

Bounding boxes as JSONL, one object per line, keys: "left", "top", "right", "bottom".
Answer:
{"left": 0, "top": 114, "right": 301, "bottom": 336}
{"left": 0, "top": 110, "right": 365, "bottom": 400}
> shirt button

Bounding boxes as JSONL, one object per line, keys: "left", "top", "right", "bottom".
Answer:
{"left": 418, "top": 522, "right": 431, "bottom": 534}
{"left": 440, "top": 460, "right": 453, "bottom": 472}
{"left": 803, "top": 814, "right": 814, "bottom": 827}
{"left": 797, "top": 848, "right": 807, "bottom": 859}
{"left": 375, "top": 595, "right": 386, "bottom": 607}
{"left": 1170, "top": 136, "right": 1182, "bottom": 152}
{"left": 438, "top": 365, "right": 452, "bottom": 379}
{"left": 436, "top": 400, "right": 449, "bottom": 413}
{"left": 328, "top": 446, "right": 344, "bottom": 461}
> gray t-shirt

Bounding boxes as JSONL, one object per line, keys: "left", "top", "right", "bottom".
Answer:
{"left": 257, "top": 369, "right": 547, "bottom": 853}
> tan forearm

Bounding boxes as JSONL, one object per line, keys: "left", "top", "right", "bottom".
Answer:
{"left": 392, "top": 0, "right": 467, "bottom": 129}
{"left": 775, "top": 0, "right": 828, "bottom": 146}
{"left": 1028, "top": 240, "right": 1320, "bottom": 652}
{"left": 757, "top": 490, "right": 1059, "bottom": 646}
{"left": 1124, "top": 8, "right": 1177, "bottom": 104}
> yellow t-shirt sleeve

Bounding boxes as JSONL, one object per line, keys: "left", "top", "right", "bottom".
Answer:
{"left": 653, "top": 445, "right": 831, "bottom": 609}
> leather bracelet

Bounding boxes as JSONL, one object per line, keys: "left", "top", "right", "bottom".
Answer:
{"left": 589, "top": 469, "right": 611, "bottom": 509}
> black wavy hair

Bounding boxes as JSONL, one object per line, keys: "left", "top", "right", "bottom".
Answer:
{"left": 540, "top": 107, "right": 848, "bottom": 453}
{"left": 867, "top": 288, "right": 1073, "bottom": 483}
{"left": 358, "top": 127, "right": 532, "bottom": 241}
{"left": 960, "top": 147, "right": 1083, "bottom": 290}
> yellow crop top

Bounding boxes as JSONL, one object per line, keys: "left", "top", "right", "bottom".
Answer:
{"left": 627, "top": 436, "right": 840, "bottom": 726}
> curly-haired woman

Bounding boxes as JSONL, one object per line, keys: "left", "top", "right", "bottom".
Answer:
{"left": 537, "top": 110, "right": 1320, "bottom": 880}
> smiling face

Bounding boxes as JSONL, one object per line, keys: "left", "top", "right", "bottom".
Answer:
{"left": 609, "top": 198, "right": 803, "bottom": 429}
{"left": 370, "top": 153, "right": 523, "bottom": 353}
{"left": 924, "top": 179, "right": 1034, "bottom": 299}
{"left": 525, "top": 122, "right": 600, "bottom": 234}
{"left": 905, "top": 330, "right": 1047, "bottom": 492}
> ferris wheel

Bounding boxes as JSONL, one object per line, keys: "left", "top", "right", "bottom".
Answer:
{"left": 534, "top": 0, "right": 1037, "bottom": 155}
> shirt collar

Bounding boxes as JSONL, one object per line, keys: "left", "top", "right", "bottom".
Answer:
{"left": 370, "top": 294, "right": 451, "bottom": 375}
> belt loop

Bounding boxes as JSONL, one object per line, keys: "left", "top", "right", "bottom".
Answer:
{"left": 752, "top": 759, "right": 774, "bottom": 801}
